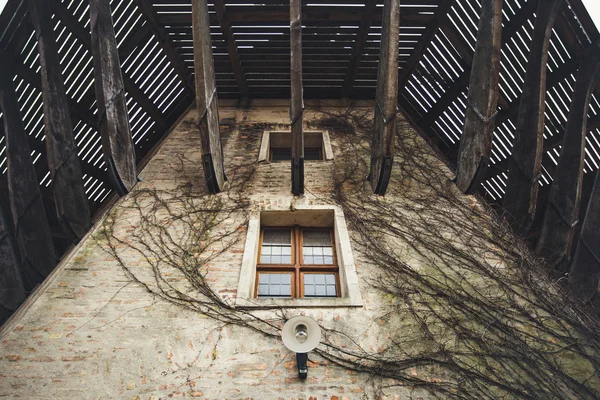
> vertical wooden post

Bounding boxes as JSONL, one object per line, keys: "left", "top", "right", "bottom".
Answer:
{"left": 503, "top": 0, "right": 563, "bottom": 235}
{"left": 192, "top": 0, "right": 226, "bottom": 194}
{"left": 454, "top": 0, "right": 503, "bottom": 193}
{"left": 0, "top": 51, "right": 56, "bottom": 290}
{"left": 570, "top": 172, "right": 600, "bottom": 303}
{"left": 536, "top": 44, "right": 600, "bottom": 267}
{"left": 90, "top": 0, "right": 137, "bottom": 196}
{"left": 290, "top": 0, "right": 304, "bottom": 196}
{"left": 370, "top": 0, "right": 400, "bottom": 195}
{"left": 30, "top": 0, "right": 92, "bottom": 241}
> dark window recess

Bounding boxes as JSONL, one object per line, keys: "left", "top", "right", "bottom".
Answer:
{"left": 304, "top": 148, "right": 322, "bottom": 160}
{"left": 270, "top": 148, "right": 321, "bottom": 161}
{"left": 271, "top": 148, "right": 293, "bottom": 161}
{"left": 268, "top": 132, "right": 325, "bottom": 161}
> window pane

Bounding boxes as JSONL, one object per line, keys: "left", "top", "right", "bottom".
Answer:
{"left": 304, "top": 274, "right": 337, "bottom": 298}
{"left": 302, "top": 229, "right": 334, "bottom": 265}
{"left": 258, "top": 273, "right": 293, "bottom": 298}
{"left": 261, "top": 229, "right": 292, "bottom": 264}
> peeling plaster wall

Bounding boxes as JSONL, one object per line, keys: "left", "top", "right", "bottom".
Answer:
{"left": 0, "top": 102, "right": 461, "bottom": 400}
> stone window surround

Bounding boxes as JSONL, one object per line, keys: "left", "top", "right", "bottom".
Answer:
{"left": 235, "top": 205, "right": 363, "bottom": 308}
{"left": 257, "top": 130, "right": 334, "bottom": 163}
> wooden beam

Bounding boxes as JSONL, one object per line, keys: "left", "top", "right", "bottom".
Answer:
{"left": 213, "top": 0, "right": 249, "bottom": 98}
{"left": 132, "top": 0, "right": 194, "bottom": 95}
{"left": 421, "top": 1, "right": 534, "bottom": 127}
{"left": 192, "top": 0, "right": 226, "bottom": 194}
{"left": 502, "top": 0, "right": 563, "bottom": 234}
{"left": 30, "top": 0, "right": 92, "bottom": 241}
{"left": 50, "top": 0, "right": 168, "bottom": 131}
{"left": 370, "top": 0, "right": 400, "bottom": 195}
{"left": 569, "top": 170, "right": 600, "bottom": 302}
{"left": 340, "top": 0, "right": 377, "bottom": 98}
{"left": 6, "top": 59, "right": 109, "bottom": 185}
{"left": 455, "top": 0, "right": 503, "bottom": 193}
{"left": 90, "top": 0, "right": 138, "bottom": 195}
{"left": 156, "top": 8, "right": 434, "bottom": 25}
{"left": 535, "top": 43, "right": 600, "bottom": 268}
{"left": 398, "top": 0, "right": 455, "bottom": 92}
{"left": 290, "top": 0, "right": 304, "bottom": 196}
{"left": 0, "top": 51, "right": 57, "bottom": 290}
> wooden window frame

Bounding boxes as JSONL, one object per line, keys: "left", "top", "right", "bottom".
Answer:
{"left": 255, "top": 226, "right": 340, "bottom": 298}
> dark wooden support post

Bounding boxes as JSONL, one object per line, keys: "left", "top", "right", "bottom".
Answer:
{"left": 536, "top": 43, "right": 600, "bottom": 268}
{"left": 90, "top": 0, "right": 138, "bottom": 196}
{"left": 213, "top": 0, "right": 249, "bottom": 98}
{"left": 369, "top": 0, "right": 400, "bottom": 195}
{"left": 502, "top": 0, "right": 563, "bottom": 234}
{"left": 193, "top": 0, "right": 226, "bottom": 194}
{"left": 341, "top": 0, "right": 377, "bottom": 98}
{"left": 290, "top": 0, "right": 304, "bottom": 196}
{"left": 0, "top": 52, "right": 56, "bottom": 290}
{"left": 454, "top": 0, "right": 503, "bottom": 194}
{"left": 30, "top": 0, "right": 92, "bottom": 241}
{"left": 0, "top": 190, "right": 26, "bottom": 321}
{"left": 570, "top": 172, "right": 600, "bottom": 303}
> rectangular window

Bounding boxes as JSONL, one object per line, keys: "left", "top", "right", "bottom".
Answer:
{"left": 256, "top": 226, "right": 338, "bottom": 298}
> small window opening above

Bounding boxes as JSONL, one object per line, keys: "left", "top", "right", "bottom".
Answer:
{"left": 258, "top": 131, "right": 334, "bottom": 162}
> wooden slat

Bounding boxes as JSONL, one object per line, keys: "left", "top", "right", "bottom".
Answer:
{"left": 0, "top": 51, "right": 57, "bottom": 290}
{"left": 290, "top": 0, "right": 303, "bottom": 196}
{"left": 340, "top": 0, "right": 377, "bottom": 98}
{"left": 370, "top": 0, "right": 400, "bottom": 195}
{"left": 536, "top": 43, "right": 600, "bottom": 268}
{"left": 157, "top": 8, "right": 434, "bottom": 24}
{"left": 502, "top": 0, "right": 563, "bottom": 234}
{"left": 90, "top": 0, "right": 138, "bottom": 195}
{"left": 193, "top": 0, "right": 225, "bottom": 193}
{"left": 455, "top": 0, "right": 503, "bottom": 193}
{"left": 30, "top": 0, "right": 92, "bottom": 241}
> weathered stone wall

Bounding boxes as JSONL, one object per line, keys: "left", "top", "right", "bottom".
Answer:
{"left": 0, "top": 102, "right": 598, "bottom": 400}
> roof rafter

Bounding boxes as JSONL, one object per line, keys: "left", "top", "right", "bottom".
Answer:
{"left": 340, "top": 0, "right": 377, "bottom": 98}
{"left": 213, "top": 0, "right": 249, "bottom": 98}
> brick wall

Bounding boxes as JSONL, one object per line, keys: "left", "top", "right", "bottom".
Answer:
{"left": 1, "top": 102, "right": 586, "bottom": 399}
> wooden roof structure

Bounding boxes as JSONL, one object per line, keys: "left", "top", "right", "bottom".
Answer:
{"left": 1, "top": 0, "right": 600, "bottom": 316}
{"left": 1, "top": 0, "right": 598, "bottom": 209}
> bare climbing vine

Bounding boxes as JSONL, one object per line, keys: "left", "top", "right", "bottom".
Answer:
{"left": 97, "top": 110, "right": 600, "bottom": 399}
